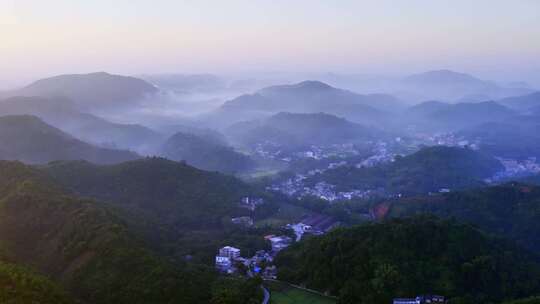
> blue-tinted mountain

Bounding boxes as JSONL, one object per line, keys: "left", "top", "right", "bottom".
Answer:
{"left": 405, "top": 101, "right": 516, "bottom": 131}
{"left": 401, "top": 70, "right": 533, "bottom": 102}
{"left": 0, "top": 96, "right": 163, "bottom": 153}
{"left": 6, "top": 72, "right": 157, "bottom": 111}
{"left": 213, "top": 80, "right": 403, "bottom": 127}
{"left": 458, "top": 117, "right": 540, "bottom": 159}
{"left": 159, "top": 131, "right": 255, "bottom": 174}
{"left": 498, "top": 91, "right": 540, "bottom": 112}
{"left": 140, "top": 73, "right": 226, "bottom": 93}
{"left": 0, "top": 115, "right": 139, "bottom": 164}
{"left": 404, "top": 100, "right": 452, "bottom": 118}
{"left": 226, "top": 112, "right": 385, "bottom": 149}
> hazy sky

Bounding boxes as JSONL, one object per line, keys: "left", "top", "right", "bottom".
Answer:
{"left": 1, "top": 0, "right": 539, "bottom": 88}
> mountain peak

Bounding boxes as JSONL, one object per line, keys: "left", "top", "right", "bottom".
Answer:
{"left": 405, "top": 70, "right": 482, "bottom": 84}
{"left": 293, "top": 80, "right": 334, "bottom": 90}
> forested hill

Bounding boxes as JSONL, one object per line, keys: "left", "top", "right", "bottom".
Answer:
{"left": 0, "top": 257, "right": 74, "bottom": 304}
{"left": 0, "top": 160, "right": 260, "bottom": 303}
{"left": 308, "top": 146, "right": 503, "bottom": 195}
{"left": 275, "top": 217, "right": 540, "bottom": 304}
{"left": 383, "top": 182, "right": 540, "bottom": 253}
{"left": 42, "top": 157, "right": 261, "bottom": 228}
{"left": 160, "top": 131, "right": 255, "bottom": 174}
{"left": 40, "top": 157, "right": 283, "bottom": 264}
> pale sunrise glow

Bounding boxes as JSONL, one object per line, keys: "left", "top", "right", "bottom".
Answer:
{"left": 0, "top": 0, "right": 539, "bottom": 87}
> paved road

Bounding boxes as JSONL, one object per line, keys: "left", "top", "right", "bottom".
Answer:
{"left": 261, "top": 285, "right": 270, "bottom": 304}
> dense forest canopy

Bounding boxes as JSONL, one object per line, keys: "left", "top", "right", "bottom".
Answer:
{"left": 275, "top": 217, "right": 540, "bottom": 304}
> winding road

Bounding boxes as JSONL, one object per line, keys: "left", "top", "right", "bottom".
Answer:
{"left": 261, "top": 285, "right": 270, "bottom": 304}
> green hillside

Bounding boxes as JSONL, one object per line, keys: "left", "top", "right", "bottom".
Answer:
{"left": 42, "top": 157, "right": 281, "bottom": 262}
{"left": 308, "top": 146, "right": 502, "bottom": 195}
{"left": 275, "top": 217, "right": 540, "bottom": 304}
{"left": 0, "top": 258, "right": 74, "bottom": 304}
{"left": 0, "top": 160, "right": 258, "bottom": 303}
{"left": 385, "top": 182, "right": 540, "bottom": 253}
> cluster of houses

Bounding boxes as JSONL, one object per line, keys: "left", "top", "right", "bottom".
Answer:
{"left": 487, "top": 157, "right": 540, "bottom": 182}
{"left": 215, "top": 234, "right": 293, "bottom": 278}
{"left": 269, "top": 175, "right": 378, "bottom": 202}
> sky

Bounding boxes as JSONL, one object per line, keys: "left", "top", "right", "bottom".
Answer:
{"left": 1, "top": 0, "right": 539, "bottom": 88}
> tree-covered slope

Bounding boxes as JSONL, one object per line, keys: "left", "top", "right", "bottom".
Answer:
{"left": 308, "top": 146, "right": 502, "bottom": 195}
{"left": 384, "top": 183, "right": 540, "bottom": 253}
{"left": 0, "top": 258, "right": 74, "bottom": 304}
{"left": 0, "top": 160, "right": 255, "bottom": 303}
{"left": 42, "top": 157, "right": 261, "bottom": 228}
{"left": 275, "top": 217, "right": 540, "bottom": 304}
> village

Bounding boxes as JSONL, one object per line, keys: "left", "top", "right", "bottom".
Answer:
{"left": 218, "top": 197, "right": 449, "bottom": 304}
{"left": 216, "top": 197, "right": 340, "bottom": 279}
{"left": 266, "top": 142, "right": 396, "bottom": 202}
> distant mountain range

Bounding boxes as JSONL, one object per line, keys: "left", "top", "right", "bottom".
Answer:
{"left": 0, "top": 96, "right": 163, "bottom": 153}
{"left": 401, "top": 70, "right": 534, "bottom": 102}
{"left": 318, "top": 70, "right": 534, "bottom": 103}
{"left": 403, "top": 100, "right": 517, "bottom": 131}
{"left": 208, "top": 80, "right": 403, "bottom": 127}
{"left": 0, "top": 115, "right": 139, "bottom": 164}
{"left": 0, "top": 72, "right": 157, "bottom": 111}
{"left": 139, "top": 73, "right": 227, "bottom": 93}
{"left": 459, "top": 116, "right": 540, "bottom": 159}
{"left": 497, "top": 91, "right": 540, "bottom": 112}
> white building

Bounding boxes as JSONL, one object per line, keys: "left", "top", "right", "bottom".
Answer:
{"left": 268, "top": 236, "right": 292, "bottom": 252}
{"left": 215, "top": 256, "right": 232, "bottom": 271}
{"left": 219, "top": 246, "right": 241, "bottom": 259}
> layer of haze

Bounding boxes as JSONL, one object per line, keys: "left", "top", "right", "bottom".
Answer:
{"left": 1, "top": 0, "right": 540, "bottom": 88}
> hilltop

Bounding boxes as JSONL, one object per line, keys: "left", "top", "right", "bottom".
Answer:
{"left": 4, "top": 72, "right": 157, "bottom": 111}
{"left": 209, "top": 80, "right": 402, "bottom": 127}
